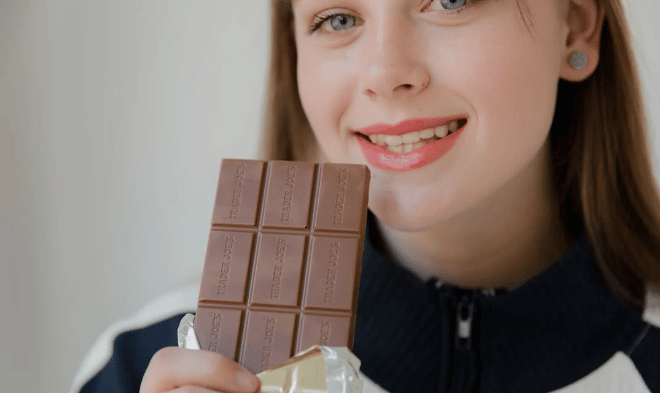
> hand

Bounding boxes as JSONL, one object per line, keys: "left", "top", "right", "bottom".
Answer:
{"left": 140, "top": 347, "right": 261, "bottom": 393}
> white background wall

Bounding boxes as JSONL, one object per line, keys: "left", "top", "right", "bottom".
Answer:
{"left": 0, "top": 1, "right": 658, "bottom": 392}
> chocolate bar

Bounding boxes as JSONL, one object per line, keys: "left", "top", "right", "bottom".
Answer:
{"left": 194, "top": 159, "right": 370, "bottom": 374}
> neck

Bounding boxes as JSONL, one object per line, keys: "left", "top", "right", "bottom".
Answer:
{"left": 373, "top": 145, "right": 571, "bottom": 291}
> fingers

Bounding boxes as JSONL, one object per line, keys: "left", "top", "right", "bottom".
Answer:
{"left": 168, "top": 387, "right": 223, "bottom": 393}
{"left": 168, "top": 387, "right": 222, "bottom": 393}
{"left": 140, "top": 347, "right": 260, "bottom": 393}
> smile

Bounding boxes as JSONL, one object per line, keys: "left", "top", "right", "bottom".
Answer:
{"left": 354, "top": 117, "right": 468, "bottom": 171}
{"left": 361, "top": 119, "right": 465, "bottom": 153}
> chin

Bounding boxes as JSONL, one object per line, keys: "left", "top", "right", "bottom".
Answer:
{"left": 369, "top": 200, "right": 455, "bottom": 233}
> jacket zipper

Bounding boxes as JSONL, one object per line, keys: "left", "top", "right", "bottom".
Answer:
{"left": 456, "top": 293, "right": 475, "bottom": 350}
{"left": 450, "top": 288, "right": 495, "bottom": 393}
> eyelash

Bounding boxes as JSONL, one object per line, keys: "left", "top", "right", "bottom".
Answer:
{"left": 308, "top": 10, "right": 348, "bottom": 34}
{"left": 307, "top": 0, "right": 481, "bottom": 35}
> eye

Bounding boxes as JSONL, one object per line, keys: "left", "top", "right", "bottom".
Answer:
{"left": 325, "top": 14, "right": 356, "bottom": 32}
{"left": 428, "top": 0, "right": 468, "bottom": 11}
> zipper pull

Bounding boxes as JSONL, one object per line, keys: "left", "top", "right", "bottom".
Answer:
{"left": 455, "top": 293, "right": 475, "bottom": 350}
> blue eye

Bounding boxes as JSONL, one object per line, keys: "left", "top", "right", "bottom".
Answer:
{"left": 429, "top": 0, "right": 468, "bottom": 11}
{"left": 309, "top": 11, "right": 357, "bottom": 34}
{"left": 327, "top": 14, "right": 355, "bottom": 31}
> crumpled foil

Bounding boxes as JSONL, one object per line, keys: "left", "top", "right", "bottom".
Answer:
{"left": 177, "top": 313, "right": 200, "bottom": 350}
{"left": 177, "top": 313, "right": 388, "bottom": 393}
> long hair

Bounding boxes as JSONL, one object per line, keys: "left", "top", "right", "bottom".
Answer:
{"left": 259, "top": 0, "right": 660, "bottom": 307}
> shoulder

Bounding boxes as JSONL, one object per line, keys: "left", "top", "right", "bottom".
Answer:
{"left": 552, "top": 286, "right": 660, "bottom": 393}
{"left": 642, "top": 284, "right": 660, "bottom": 328}
{"left": 627, "top": 286, "right": 660, "bottom": 391}
{"left": 69, "top": 284, "right": 199, "bottom": 393}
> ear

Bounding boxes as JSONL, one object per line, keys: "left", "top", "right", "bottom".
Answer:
{"left": 560, "top": 0, "right": 606, "bottom": 82}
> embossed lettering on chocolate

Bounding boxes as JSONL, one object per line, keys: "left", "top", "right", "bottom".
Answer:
{"left": 194, "top": 159, "right": 370, "bottom": 374}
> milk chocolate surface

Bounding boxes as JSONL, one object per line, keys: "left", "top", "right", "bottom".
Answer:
{"left": 194, "top": 159, "right": 370, "bottom": 374}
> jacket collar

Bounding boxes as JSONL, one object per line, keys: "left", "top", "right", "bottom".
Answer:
{"left": 358, "top": 211, "right": 646, "bottom": 392}
{"left": 477, "top": 229, "right": 644, "bottom": 391}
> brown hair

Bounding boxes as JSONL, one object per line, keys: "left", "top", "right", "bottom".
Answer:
{"left": 258, "top": 0, "right": 660, "bottom": 307}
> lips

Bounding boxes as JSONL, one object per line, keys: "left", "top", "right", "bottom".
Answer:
{"left": 354, "top": 117, "right": 468, "bottom": 171}
{"left": 356, "top": 116, "right": 466, "bottom": 136}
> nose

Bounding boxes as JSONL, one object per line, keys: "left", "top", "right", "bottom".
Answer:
{"left": 361, "top": 15, "right": 430, "bottom": 100}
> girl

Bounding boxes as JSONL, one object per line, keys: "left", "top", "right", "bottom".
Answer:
{"left": 73, "top": 0, "right": 660, "bottom": 392}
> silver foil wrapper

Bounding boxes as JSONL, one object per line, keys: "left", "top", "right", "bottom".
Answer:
{"left": 177, "top": 313, "right": 200, "bottom": 350}
{"left": 177, "top": 313, "right": 388, "bottom": 393}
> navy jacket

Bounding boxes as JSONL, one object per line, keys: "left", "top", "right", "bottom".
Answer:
{"left": 71, "top": 213, "right": 660, "bottom": 393}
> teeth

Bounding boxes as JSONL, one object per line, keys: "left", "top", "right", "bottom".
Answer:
{"left": 386, "top": 144, "right": 404, "bottom": 153}
{"left": 420, "top": 128, "right": 435, "bottom": 139}
{"left": 369, "top": 134, "right": 387, "bottom": 145}
{"left": 385, "top": 134, "right": 404, "bottom": 146}
{"left": 402, "top": 131, "right": 421, "bottom": 144}
{"left": 365, "top": 119, "right": 465, "bottom": 153}
{"left": 385, "top": 139, "right": 435, "bottom": 154}
{"left": 412, "top": 141, "right": 426, "bottom": 150}
{"left": 435, "top": 125, "right": 449, "bottom": 138}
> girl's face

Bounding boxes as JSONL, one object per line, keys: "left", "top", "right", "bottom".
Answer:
{"left": 293, "top": 0, "right": 568, "bottom": 232}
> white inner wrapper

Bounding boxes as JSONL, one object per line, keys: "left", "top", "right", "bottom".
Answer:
{"left": 177, "top": 313, "right": 389, "bottom": 393}
{"left": 177, "top": 313, "right": 200, "bottom": 350}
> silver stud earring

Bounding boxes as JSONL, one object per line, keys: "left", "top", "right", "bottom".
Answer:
{"left": 570, "top": 51, "right": 588, "bottom": 70}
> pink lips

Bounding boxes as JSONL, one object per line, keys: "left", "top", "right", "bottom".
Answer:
{"left": 356, "top": 116, "right": 464, "bottom": 136}
{"left": 355, "top": 117, "right": 467, "bottom": 171}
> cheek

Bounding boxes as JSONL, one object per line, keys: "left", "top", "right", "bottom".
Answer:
{"left": 451, "top": 26, "right": 561, "bottom": 149}
{"left": 297, "top": 50, "right": 356, "bottom": 142}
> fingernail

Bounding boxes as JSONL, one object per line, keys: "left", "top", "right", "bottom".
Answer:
{"left": 235, "top": 369, "right": 259, "bottom": 391}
